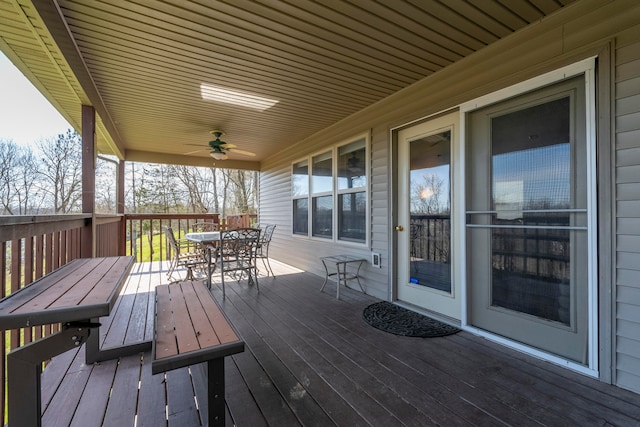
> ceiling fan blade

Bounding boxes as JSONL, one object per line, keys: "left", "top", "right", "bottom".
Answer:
{"left": 184, "top": 148, "right": 209, "bottom": 155}
{"left": 228, "top": 148, "right": 256, "bottom": 157}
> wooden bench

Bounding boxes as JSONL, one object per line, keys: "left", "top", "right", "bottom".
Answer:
{"left": 0, "top": 256, "right": 147, "bottom": 427}
{"left": 152, "top": 281, "right": 244, "bottom": 426}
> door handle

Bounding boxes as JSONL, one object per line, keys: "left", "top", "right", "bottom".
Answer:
{"left": 395, "top": 225, "right": 404, "bottom": 231}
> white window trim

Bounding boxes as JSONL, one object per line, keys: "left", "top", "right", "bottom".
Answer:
{"left": 290, "top": 132, "right": 370, "bottom": 247}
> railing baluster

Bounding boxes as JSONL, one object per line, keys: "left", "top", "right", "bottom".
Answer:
{"left": 35, "top": 235, "right": 44, "bottom": 279}
{"left": 0, "top": 241, "right": 5, "bottom": 425}
{"left": 45, "top": 233, "right": 54, "bottom": 274}
{"left": 10, "top": 239, "right": 21, "bottom": 352}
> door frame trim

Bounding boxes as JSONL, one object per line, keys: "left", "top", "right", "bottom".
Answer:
{"left": 390, "top": 108, "right": 460, "bottom": 303}
{"left": 459, "top": 57, "right": 599, "bottom": 377}
{"left": 395, "top": 111, "right": 461, "bottom": 319}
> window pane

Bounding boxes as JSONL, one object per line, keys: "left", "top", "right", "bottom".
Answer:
{"left": 338, "top": 138, "right": 366, "bottom": 190}
{"left": 492, "top": 97, "right": 571, "bottom": 213}
{"left": 409, "top": 130, "right": 451, "bottom": 292}
{"left": 293, "top": 199, "right": 308, "bottom": 235}
{"left": 312, "top": 151, "right": 332, "bottom": 193}
{"left": 491, "top": 227, "right": 577, "bottom": 325}
{"left": 489, "top": 95, "right": 579, "bottom": 326}
{"left": 338, "top": 192, "right": 365, "bottom": 242}
{"left": 292, "top": 160, "right": 309, "bottom": 197}
{"left": 312, "top": 195, "right": 332, "bottom": 238}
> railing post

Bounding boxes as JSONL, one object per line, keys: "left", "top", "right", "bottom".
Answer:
{"left": 118, "top": 161, "right": 126, "bottom": 256}
{"left": 82, "top": 105, "right": 96, "bottom": 258}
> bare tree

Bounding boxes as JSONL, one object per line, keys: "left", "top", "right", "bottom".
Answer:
{"left": 37, "top": 130, "right": 83, "bottom": 213}
{"left": 14, "top": 146, "right": 40, "bottom": 214}
{"left": 0, "top": 139, "right": 18, "bottom": 214}
{"left": 128, "top": 163, "right": 185, "bottom": 213}
{"left": 95, "top": 156, "right": 118, "bottom": 213}
{"left": 122, "top": 161, "right": 256, "bottom": 217}
{"left": 209, "top": 167, "right": 220, "bottom": 214}
{"left": 222, "top": 169, "right": 257, "bottom": 214}
{"left": 3, "top": 135, "right": 258, "bottom": 217}
{"left": 219, "top": 169, "right": 231, "bottom": 217}
{"left": 411, "top": 173, "right": 447, "bottom": 215}
{"left": 0, "top": 140, "right": 41, "bottom": 214}
{"left": 170, "top": 165, "right": 217, "bottom": 213}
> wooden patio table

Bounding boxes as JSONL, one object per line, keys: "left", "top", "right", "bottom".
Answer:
{"left": 0, "top": 256, "right": 150, "bottom": 427}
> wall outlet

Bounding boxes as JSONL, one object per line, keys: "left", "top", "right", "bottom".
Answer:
{"left": 371, "top": 252, "right": 382, "bottom": 268}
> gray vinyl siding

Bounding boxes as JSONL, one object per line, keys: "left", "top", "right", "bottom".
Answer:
{"left": 259, "top": 0, "right": 640, "bottom": 393}
{"left": 615, "top": 29, "right": 640, "bottom": 394}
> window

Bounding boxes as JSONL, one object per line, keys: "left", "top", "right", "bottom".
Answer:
{"left": 292, "top": 135, "right": 368, "bottom": 244}
{"left": 337, "top": 138, "right": 366, "bottom": 242}
{"left": 292, "top": 160, "right": 308, "bottom": 235}
{"left": 312, "top": 152, "right": 333, "bottom": 238}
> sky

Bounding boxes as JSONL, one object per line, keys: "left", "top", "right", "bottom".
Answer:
{"left": 0, "top": 51, "right": 71, "bottom": 147}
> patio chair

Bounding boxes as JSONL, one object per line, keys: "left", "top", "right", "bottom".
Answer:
{"left": 164, "top": 226, "right": 207, "bottom": 281}
{"left": 219, "top": 228, "right": 261, "bottom": 298}
{"left": 255, "top": 223, "right": 276, "bottom": 277}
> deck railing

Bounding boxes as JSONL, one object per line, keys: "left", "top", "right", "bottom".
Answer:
{"left": 0, "top": 212, "right": 256, "bottom": 422}
{"left": 123, "top": 213, "right": 256, "bottom": 262}
{"left": 124, "top": 213, "right": 220, "bottom": 263}
{"left": 0, "top": 214, "right": 89, "bottom": 422}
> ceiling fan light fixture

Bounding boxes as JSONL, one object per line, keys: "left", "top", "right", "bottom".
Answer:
{"left": 210, "top": 152, "right": 228, "bottom": 160}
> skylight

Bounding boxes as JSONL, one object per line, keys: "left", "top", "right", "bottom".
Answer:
{"left": 200, "top": 84, "right": 278, "bottom": 111}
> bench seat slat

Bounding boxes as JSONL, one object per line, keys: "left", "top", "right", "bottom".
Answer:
{"left": 49, "top": 257, "right": 128, "bottom": 309}
{"left": 154, "top": 285, "right": 178, "bottom": 360}
{"left": 10, "top": 258, "right": 104, "bottom": 314}
{"left": 0, "top": 260, "right": 82, "bottom": 314}
{"left": 179, "top": 282, "right": 222, "bottom": 350}
{"left": 171, "top": 283, "right": 201, "bottom": 354}
{"left": 81, "top": 257, "right": 137, "bottom": 305}
{"left": 152, "top": 282, "right": 244, "bottom": 374}
{"left": 192, "top": 282, "right": 240, "bottom": 345}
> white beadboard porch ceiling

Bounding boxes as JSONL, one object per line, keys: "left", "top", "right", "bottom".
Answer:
{"left": 0, "top": 0, "right": 576, "bottom": 169}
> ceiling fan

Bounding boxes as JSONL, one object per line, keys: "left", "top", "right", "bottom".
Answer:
{"left": 186, "top": 130, "right": 256, "bottom": 160}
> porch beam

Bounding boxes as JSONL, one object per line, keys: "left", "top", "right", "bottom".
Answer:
{"left": 29, "top": 0, "right": 125, "bottom": 158}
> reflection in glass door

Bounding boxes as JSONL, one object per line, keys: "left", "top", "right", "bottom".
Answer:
{"left": 409, "top": 132, "right": 451, "bottom": 293}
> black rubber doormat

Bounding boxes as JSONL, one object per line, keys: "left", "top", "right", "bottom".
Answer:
{"left": 362, "top": 301, "right": 460, "bottom": 337}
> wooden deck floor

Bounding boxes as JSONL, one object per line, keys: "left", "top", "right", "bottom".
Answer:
{"left": 38, "top": 259, "right": 640, "bottom": 426}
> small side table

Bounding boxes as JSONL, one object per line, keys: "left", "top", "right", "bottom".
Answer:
{"left": 320, "top": 255, "right": 366, "bottom": 299}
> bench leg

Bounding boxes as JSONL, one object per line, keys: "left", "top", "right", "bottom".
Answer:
{"left": 208, "top": 358, "right": 225, "bottom": 427}
{"left": 7, "top": 324, "right": 91, "bottom": 427}
{"left": 85, "top": 317, "right": 152, "bottom": 364}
